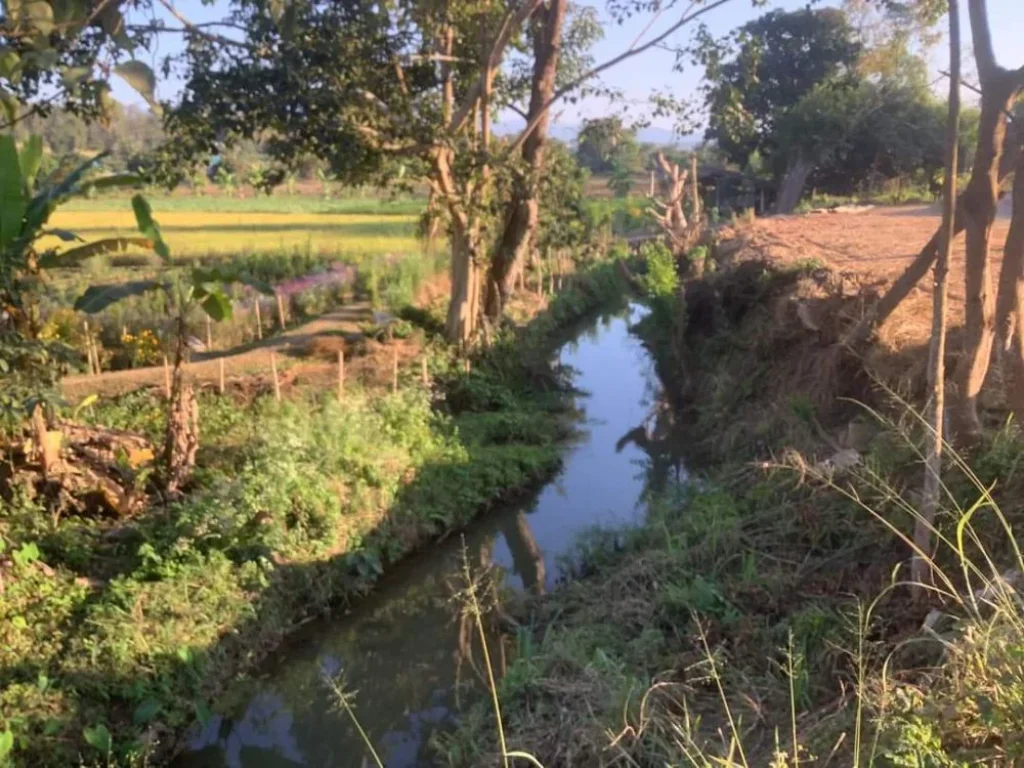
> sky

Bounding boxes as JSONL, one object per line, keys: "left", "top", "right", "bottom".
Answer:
{"left": 116, "top": 0, "right": 1024, "bottom": 136}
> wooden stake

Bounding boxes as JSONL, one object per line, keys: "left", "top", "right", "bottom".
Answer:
{"left": 337, "top": 349, "right": 345, "bottom": 401}
{"left": 218, "top": 357, "right": 225, "bottom": 395}
{"left": 276, "top": 293, "right": 287, "bottom": 330}
{"left": 163, "top": 354, "right": 171, "bottom": 398}
{"left": 82, "top": 321, "right": 94, "bottom": 375}
{"left": 392, "top": 346, "right": 399, "bottom": 393}
{"left": 464, "top": 358, "right": 471, "bottom": 374}
{"left": 255, "top": 300, "right": 263, "bottom": 340}
{"left": 270, "top": 352, "right": 281, "bottom": 402}
{"left": 421, "top": 355, "right": 429, "bottom": 385}
{"left": 205, "top": 315, "right": 213, "bottom": 350}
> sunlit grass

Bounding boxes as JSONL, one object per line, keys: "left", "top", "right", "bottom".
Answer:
{"left": 45, "top": 208, "right": 421, "bottom": 259}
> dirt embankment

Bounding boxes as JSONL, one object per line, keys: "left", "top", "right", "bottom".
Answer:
{"left": 673, "top": 206, "right": 1015, "bottom": 461}
{"left": 744, "top": 205, "right": 1009, "bottom": 343}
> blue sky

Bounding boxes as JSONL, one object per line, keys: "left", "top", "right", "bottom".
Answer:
{"left": 119, "top": 0, "right": 1024, "bottom": 133}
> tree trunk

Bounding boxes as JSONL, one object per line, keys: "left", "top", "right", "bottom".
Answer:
{"left": 483, "top": 0, "right": 567, "bottom": 322}
{"left": 915, "top": 0, "right": 960, "bottom": 591}
{"left": 163, "top": 321, "right": 199, "bottom": 495}
{"left": 774, "top": 156, "right": 813, "bottom": 214}
{"left": 845, "top": 89, "right": 1023, "bottom": 347}
{"left": 949, "top": 63, "right": 1022, "bottom": 439}
{"left": 996, "top": 154, "right": 1024, "bottom": 422}
{"left": 446, "top": 219, "right": 482, "bottom": 345}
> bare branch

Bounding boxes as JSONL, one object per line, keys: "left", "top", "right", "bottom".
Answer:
{"left": 506, "top": 0, "right": 736, "bottom": 156}
{"left": 155, "top": 0, "right": 248, "bottom": 49}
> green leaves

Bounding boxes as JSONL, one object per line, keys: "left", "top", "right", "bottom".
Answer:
{"left": 191, "top": 268, "right": 236, "bottom": 321}
{"left": 0, "top": 134, "right": 26, "bottom": 250}
{"left": 12, "top": 541, "right": 40, "bottom": 567}
{"left": 0, "top": 48, "right": 20, "bottom": 80}
{"left": 132, "top": 698, "right": 161, "bottom": 725}
{"left": 74, "top": 280, "right": 164, "bottom": 314}
{"left": 18, "top": 134, "right": 43, "bottom": 194}
{"left": 0, "top": 729, "right": 12, "bottom": 760}
{"left": 131, "top": 194, "right": 170, "bottom": 261}
{"left": 114, "top": 61, "right": 159, "bottom": 112}
{"left": 38, "top": 237, "right": 155, "bottom": 268}
{"left": 82, "top": 723, "right": 111, "bottom": 753}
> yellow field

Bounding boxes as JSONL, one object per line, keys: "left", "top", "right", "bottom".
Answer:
{"left": 45, "top": 209, "right": 421, "bottom": 258}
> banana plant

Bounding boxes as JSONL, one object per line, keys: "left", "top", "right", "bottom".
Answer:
{"left": 73, "top": 199, "right": 271, "bottom": 493}
{"left": 0, "top": 133, "right": 163, "bottom": 434}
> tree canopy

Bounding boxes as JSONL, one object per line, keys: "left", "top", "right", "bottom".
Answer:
{"left": 701, "top": 8, "right": 862, "bottom": 170}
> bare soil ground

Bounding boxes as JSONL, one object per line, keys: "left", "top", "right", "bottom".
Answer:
{"left": 739, "top": 203, "right": 1012, "bottom": 350}
{"left": 61, "top": 274, "right": 553, "bottom": 400}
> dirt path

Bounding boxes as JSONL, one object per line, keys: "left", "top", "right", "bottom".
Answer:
{"left": 62, "top": 303, "right": 378, "bottom": 399}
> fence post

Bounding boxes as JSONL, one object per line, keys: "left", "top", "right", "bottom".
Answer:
{"left": 337, "top": 349, "right": 345, "bottom": 401}
{"left": 218, "top": 357, "right": 225, "bottom": 395}
{"left": 276, "top": 293, "right": 287, "bottom": 330}
{"left": 421, "top": 355, "right": 429, "bottom": 385}
{"left": 162, "top": 354, "right": 171, "bottom": 398}
{"left": 270, "top": 352, "right": 281, "bottom": 402}
{"left": 255, "top": 300, "right": 264, "bottom": 340}
{"left": 205, "top": 315, "right": 213, "bottom": 351}
{"left": 392, "top": 346, "right": 399, "bottom": 393}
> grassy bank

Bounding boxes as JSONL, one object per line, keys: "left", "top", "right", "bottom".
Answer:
{"left": 0, "top": 258, "right": 629, "bottom": 765}
{"left": 444, "top": 253, "right": 1024, "bottom": 766}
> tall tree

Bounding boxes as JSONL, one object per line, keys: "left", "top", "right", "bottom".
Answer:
{"left": 164, "top": 0, "right": 742, "bottom": 343}
{"left": 483, "top": 0, "right": 569, "bottom": 322}
{"left": 699, "top": 7, "right": 861, "bottom": 211}
{"left": 950, "top": 0, "right": 1024, "bottom": 438}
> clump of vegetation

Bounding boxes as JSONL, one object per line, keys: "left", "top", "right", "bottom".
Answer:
{"left": 0, "top": 254, "right": 627, "bottom": 765}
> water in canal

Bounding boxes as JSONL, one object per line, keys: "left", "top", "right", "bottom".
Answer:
{"left": 181, "top": 303, "right": 685, "bottom": 767}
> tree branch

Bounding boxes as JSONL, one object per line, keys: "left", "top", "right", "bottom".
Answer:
{"left": 506, "top": 0, "right": 737, "bottom": 156}
{"left": 967, "top": 0, "right": 999, "bottom": 82}
{"left": 448, "top": 0, "right": 546, "bottom": 134}
{"left": 940, "top": 69, "right": 1016, "bottom": 123}
{"left": 154, "top": 0, "right": 248, "bottom": 49}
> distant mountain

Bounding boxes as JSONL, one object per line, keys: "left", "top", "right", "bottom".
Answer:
{"left": 493, "top": 119, "right": 699, "bottom": 148}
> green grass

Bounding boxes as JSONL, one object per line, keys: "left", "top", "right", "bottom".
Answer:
{"left": 0, "top": 255, "right": 630, "bottom": 766}
{"left": 441, "top": 253, "right": 1024, "bottom": 767}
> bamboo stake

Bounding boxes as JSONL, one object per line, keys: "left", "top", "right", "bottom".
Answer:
{"left": 337, "top": 349, "right": 345, "bottom": 401}
{"left": 255, "top": 300, "right": 263, "bottom": 340}
{"left": 270, "top": 352, "right": 281, "bottom": 402}
{"left": 914, "top": 0, "right": 960, "bottom": 592}
{"left": 276, "top": 293, "right": 287, "bottom": 330}
{"left": 162, "top": 354, "right": 171, "bottom": 398}
{"left": 421, "top": 355, "right": 429, "bottom": 385}
{"left": 218, "top": 357, "right": 225, "bottom": 395}
{"left": 205, "top": 315, "right": 212, "bottom": 350}
{"left": 392, "top": 346, "right": 399, "bottom": 393}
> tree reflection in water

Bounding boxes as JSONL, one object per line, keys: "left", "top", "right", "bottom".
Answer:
{"left": 615, "top": 395, "right": 687, "bottom": 499}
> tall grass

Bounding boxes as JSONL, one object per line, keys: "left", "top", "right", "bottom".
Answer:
{"left": 439, "top": 403, "right": 1024, "bottom": 767}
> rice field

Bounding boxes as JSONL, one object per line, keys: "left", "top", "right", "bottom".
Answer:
{"left": 46, "top": 195, "right": 423, "bottom": 260}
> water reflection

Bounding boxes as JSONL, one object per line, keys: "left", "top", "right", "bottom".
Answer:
{"left": 179, "top": 304, "right": 685, "bottom": 767}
